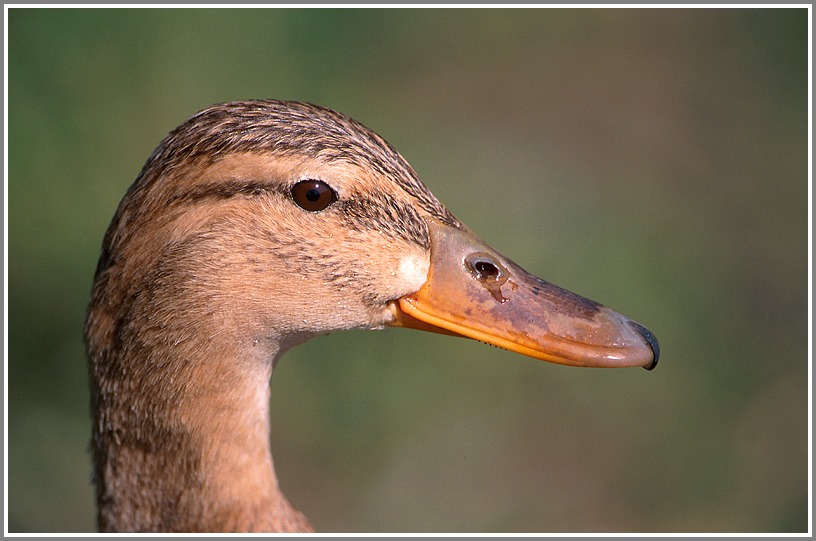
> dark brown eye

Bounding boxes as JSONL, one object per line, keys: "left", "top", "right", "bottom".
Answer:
{"left": 291, "top": 179, "right": 337, "bottom": 212}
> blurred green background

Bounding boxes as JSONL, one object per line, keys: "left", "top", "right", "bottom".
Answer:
{"left": 6, "top": 7, "right": 809, "bottom": 533}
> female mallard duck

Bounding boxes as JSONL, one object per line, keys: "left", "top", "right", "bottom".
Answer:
{"left": 85, "top": 100, "right": 659, "bottom": 533}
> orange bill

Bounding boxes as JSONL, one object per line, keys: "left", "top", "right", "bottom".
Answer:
{"left": 390, "top": 220, "right": 659, "bottom": 369}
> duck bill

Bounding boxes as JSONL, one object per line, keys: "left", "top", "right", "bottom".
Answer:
{"left": 390, "top": 220, "right": 659, "bottom": 370}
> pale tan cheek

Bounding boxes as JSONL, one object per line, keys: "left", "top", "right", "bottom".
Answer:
{"left": 397, "top": 251, "right": 431, "bottom": 295}
{"left": 347, "top": 233, "right": 429, "bottom": 298}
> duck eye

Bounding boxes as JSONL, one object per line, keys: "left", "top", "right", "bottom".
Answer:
{"left": 291, "top": 179, "right": 337, "bottom": 212}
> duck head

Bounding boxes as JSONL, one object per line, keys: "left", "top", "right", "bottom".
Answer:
{"left": 89, "top": 100, "right": 658, "bottom": 373}
{"left": 86, "top": 100, "right": 658, "bottom": 532}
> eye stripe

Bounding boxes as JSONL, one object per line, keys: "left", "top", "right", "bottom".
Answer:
{"left": 339, "top": 193, "right": 429, "bottom": 249}
{"left": 169, "top": 180, "right": 279, "bottom": 205}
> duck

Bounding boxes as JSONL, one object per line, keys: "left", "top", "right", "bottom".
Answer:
{"left": 84, "top": 99, "right": 659, "bottom": 533}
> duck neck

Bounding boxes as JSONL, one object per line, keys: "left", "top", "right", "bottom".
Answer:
{"left": 90, "top": 336, "right": 312, "bottom": 532}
